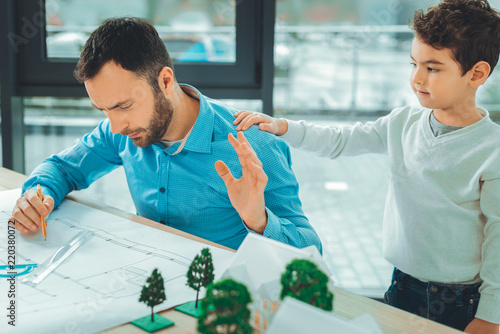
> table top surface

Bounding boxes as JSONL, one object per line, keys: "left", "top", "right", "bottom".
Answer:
{"left": 0, "top": 167, "right": 462, "bottom": 334}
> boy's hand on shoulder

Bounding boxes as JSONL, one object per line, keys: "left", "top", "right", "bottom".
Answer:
{"left": 233, "top": 110, "right": 288, "bottom": 136}
{"left": 464, "top": 318, "right": 499, "bottom": 334}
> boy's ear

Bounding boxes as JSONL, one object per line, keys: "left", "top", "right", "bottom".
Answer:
{"left": 469, "top": 61, "right": 490, "bottom": 88}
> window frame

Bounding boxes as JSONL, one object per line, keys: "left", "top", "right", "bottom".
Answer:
{"left": 17, "top": 0, "right": 265, "bottom": 97}
{"left": 1, "top": 0, "right": 275, "bottom": 172}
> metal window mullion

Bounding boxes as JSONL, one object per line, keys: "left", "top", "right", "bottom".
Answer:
{"left": 0, "top": 0, "right": 25, "bottom": 173}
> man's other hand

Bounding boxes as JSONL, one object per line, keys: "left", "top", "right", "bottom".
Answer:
{"left": 215, "top": 132, "right": 268, "bottom": 234}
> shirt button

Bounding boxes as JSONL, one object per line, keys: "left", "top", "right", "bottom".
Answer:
{"left": 393, "top": 280, "right": 397, "bottom": 286}
{"left": 160, "top": 187, "right": 165, "bottom": 193}
{"left": 469, "top": 299, "right": 474, "bottom": 305}
{"left": 160, "top": 220, "right": 166, "bottom": 225}
{"left": 430, "top": 286, "right": 438, "bottom": 293}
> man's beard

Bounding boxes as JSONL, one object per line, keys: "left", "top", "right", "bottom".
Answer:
{"left": 128, "top": 90, "right": 174, "bottom": 148}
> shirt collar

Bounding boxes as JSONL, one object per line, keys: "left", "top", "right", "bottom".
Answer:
{"left": 161, "top": 84, "right": 214, "bottom": 155}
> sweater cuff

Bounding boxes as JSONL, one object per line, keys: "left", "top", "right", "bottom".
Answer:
{"left": 475, "top": 292, "right": 500, "bottom": 324}
{"left": 280, "top": 119, "right": 305, "bottom": 147}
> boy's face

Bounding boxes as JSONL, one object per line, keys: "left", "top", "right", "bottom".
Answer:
{"left": 410, "top": 38, "right": 474, "bottom": 113}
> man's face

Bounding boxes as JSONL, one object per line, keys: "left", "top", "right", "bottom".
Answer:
{"left": 85, "top": 61, "right": 173, "bottom": 147}
{"left": 409, "top": 37, "right": 473, "bottom": 113}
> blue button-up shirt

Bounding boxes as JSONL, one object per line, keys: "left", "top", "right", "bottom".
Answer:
{"left": 23, "top": 85, "right": 322, "bottom": 252}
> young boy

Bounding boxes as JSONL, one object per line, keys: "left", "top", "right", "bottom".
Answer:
{"left": 233, "top": 0, "right": 500, "bottom": 332}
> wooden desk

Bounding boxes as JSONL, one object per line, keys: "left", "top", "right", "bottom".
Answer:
{"left": 0, "top": 167, "right": 462, "bottom": 334}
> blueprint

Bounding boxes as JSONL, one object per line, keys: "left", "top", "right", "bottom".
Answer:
{"left": 0, "top": 189, "right": 234, "bottom": 333}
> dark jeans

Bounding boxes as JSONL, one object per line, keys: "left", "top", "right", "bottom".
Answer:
{"left": 384, "top": 267, "right": 481, "bottom": 331}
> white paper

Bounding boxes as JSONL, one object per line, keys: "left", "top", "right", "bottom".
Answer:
{"left": 0, "top": 189, "right": 234, "bottom": 333}
{"left": 221, "top": 233, "right": 336, "bottom": 333}
{"left": 224, "top": 233, "right": 334, "bottom": 292}
{"left": 267, "top": 297, "right": 379, "bottom": 334}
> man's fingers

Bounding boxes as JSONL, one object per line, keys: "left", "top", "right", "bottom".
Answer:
{"left": 215, "top": 160, "right": 235, "bottom": 185}
{"left": 236, "top": 114, "right": 266, "bottom": 131}
{"left": 42, "top": 195, "right": 55, "bottom": 215}
{"left": 234, "top": 132, "right": 263, "bottom": 168}
{"left": 11, "top": 206, "right": 38, "bottom": 232}
{"left": 14, "top": 195, "right": 42, "bottom": 229}
{"left": 250, "top": 161, "right": 268, "bottom": 185}
{"left": 229, "top": 132, "right": 254, "bottom": 153}
{"left": 8, "top": 219, "right": 30, "bottom": 234}
{"left": 237, "top": 132, "right": 259, "bottom": 158}
{"left": 228, "top": 132, "right": 263, "bottom": 170}
{"left": 26, "top": 190, "right": 50, "bottom": 217}
{"left": 233, "top": 110, "right": 244, "bottom": 118}
{"left": 240, "top": 142, "right": 263, "bottom": 168}
{"left": 227, "top": 133, "right": 244, "bottom": 159}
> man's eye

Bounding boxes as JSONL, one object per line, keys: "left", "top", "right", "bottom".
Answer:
{"left": 121, "top": 104, "right": 132, "bottom": 110}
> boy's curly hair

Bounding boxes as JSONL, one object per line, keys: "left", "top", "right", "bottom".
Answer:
{"left": 410, "top": 0, "right": 500, "bottom": 76}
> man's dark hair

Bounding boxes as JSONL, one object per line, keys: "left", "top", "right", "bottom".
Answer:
{"left": 74, "top": 17, "right": 174, "bottom": 89}
{"left": 410, "top": 0, "right": 500, "bottom": 76}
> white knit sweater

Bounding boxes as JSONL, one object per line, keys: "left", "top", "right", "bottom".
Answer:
{"left": 282, "top": 106, "right": 500, "bottom": 323}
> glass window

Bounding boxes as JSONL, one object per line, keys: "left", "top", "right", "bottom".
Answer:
{"left": 274, "top": 0, "right": 500, "bottom": 297}
{"left": 0, "top": 85, "right": 2, "bottom": 167}
{"left": 275, "top": 0, "right": 500, "bottom": 114}
{"left": 220, "top": 99, "right": 262, "bottom": 113}
{"left": 45, "top": 0, "right": 236, "bottom": 63}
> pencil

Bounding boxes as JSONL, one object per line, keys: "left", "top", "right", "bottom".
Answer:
{"left": 37, "top": 184, "right": 47, "bottom": 241}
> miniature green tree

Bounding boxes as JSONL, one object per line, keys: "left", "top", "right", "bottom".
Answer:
{"left": 280, "top": 259, "right": 334, "bottom": 311}
{"left": 198, "top": 278, "right": 253, "bottom": 334}
{"left": 139, "top": 268, "right": 167, "bottom": 322}
{"left": 187, "top": 248, "right": 215, "bottom": 308}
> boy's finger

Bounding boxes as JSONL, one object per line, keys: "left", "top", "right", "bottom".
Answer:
{"left": 233, "top": 110, "right": 245, "bottom": 118}
{"left": 233, "top": 113, "right": 249, "bottom": 126}
{"left": 241, "top": 116, "right": 260, "bottom": 131}
{"left": 228, "top": 134, "right": 256, "bottom": 172}
{"left": 233, "top": 111, "right": 254, "bottom": 124}
{"left": 237, "top": 117, "right": 255, "bottom": 131}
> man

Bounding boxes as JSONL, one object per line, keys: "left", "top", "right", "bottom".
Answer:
{"left": 10, "top": 17, "right": 321, "bottom": 252}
